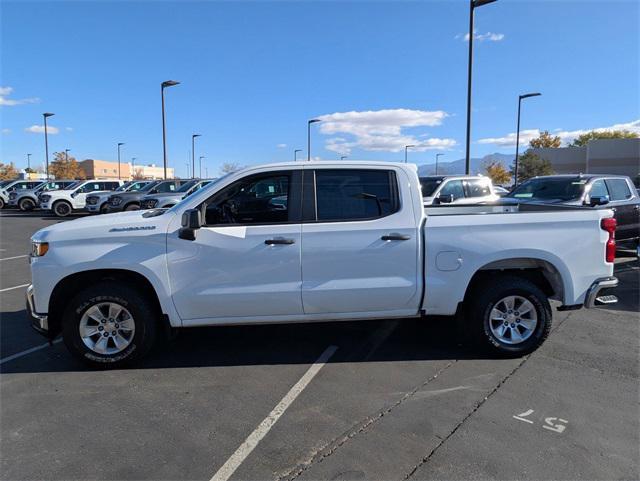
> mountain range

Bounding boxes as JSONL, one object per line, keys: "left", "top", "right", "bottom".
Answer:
{"left": 417, "top": 153, "right": 513, "bottom": 176}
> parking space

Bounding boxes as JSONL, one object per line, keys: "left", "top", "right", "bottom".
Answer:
{"left": 1, "top": 211, "right": 638, "bottom": 481}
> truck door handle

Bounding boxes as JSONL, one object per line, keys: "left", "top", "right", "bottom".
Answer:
{"left": 381, "top": 234, "right": 411, "bottom": 241}
{"left": 265, "top": 238, "right": 295, "bottom": 245}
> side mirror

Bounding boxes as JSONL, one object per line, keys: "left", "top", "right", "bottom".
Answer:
{"left": 437, "top": 194, "right": 454, "bottom": 204}
{"left": 179, "top": 208, "right": 202, "bottom": 240}
{"left": 588, "top": 196, "right": 609, "bottom": 207}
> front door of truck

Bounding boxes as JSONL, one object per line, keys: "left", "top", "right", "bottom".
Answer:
{"left": 167, "top": 170, "right": 304, "bottom": 321}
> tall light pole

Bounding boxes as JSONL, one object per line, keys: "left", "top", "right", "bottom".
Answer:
{"left": 117, "top": 142, "right": 125, "bottom": 180}
{"left": 191, "top": 134, "right": 201, "bottom": 178}
{"left": 435, "top": 153, "right": 444, "bottom": 174}
{"left": 65, "top": 149, "right": 71, "bottom": 165}
{"left": 307, "top": 119, "right": 321, "bottom": 161}
{"left": 404, "top": 145, "right": 415, "bottom": 163}
{"left": 514, "top": 92, "right": 541, "bottom": 186}
{"left": 27, "top": 153, "right": 32, "bottom": 171}
{"left": 199, "top": 156, "right": 205, "bottom": 178}
{"left": 43, "top": 113, "right": 54, "bottom": 178}
{"left": 294, "top": 149, "right": 302, "bottom": 162}
{"left": 464, "top": 0, "right": 498, "bottom": 175}
{"left": 161, "top": 80, "right": 180, "bottom": 180}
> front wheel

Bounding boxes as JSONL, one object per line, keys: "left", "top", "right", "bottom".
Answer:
{"left": 52, "top": 200, "right": 73, "bottom": 217}
{"left": 19, "top": 198, "right": 36, "bottom": 211}
{"left": 468, "top": 276, "right": 552, "bottom": 356}
{"left": 62, "top": 282, "right": 158, "bottom": 368}
{"left": 0, "top": 198, "right": 5, "bottom": 209}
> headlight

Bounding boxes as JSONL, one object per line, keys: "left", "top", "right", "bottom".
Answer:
{"left": 31, "top": 241, "right": 49, "bottom": 257}
{"left": 9, "top": 192, "right": 17, "bottom": 200}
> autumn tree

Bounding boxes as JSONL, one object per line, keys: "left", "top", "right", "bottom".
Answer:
{"left": 220, "top": 162, "right": 243, "bottom": 174}
{"left": 511, "top": 151, "right": 555, "bottom": 182}
{"left": 569, "top": 129, "right": 638, "bottom": 147}
{"left": 50, "top": 152, "right": 86, "bottom": 179}
{"left": 529, "top": 131, "right": 562, "bottom": 149}
{"left": 482, "top": 160, "right": 511, "bottom": 185}
{"left": 0, "top": 162, "right": 19, "bottom": 180}
{"left": 132, "top": 167, "right": 146, "bottom": 180}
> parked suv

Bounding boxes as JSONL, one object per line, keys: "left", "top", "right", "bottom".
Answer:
{"left": 106, "top": 179, "right": 186, "bottom": 212}
{"left": 505, "top": 174, "right": 640, "bottom": 244}
{"left": 139, "top": 179, "right": 215, "bottom": 210}
{"left": 85, "top": 180, "right": 154, "bottom": 214}
{"left": 420, "top": 175, "right": 499, "bottom": 205}
{"left": 40, "top": 180, "right": 124, "bottom": 217}
{"left": 0, "top": 180, "right": 45, "bottom": 209}
{"left": 9, "top": 180, "right": 78, "bottom": 211}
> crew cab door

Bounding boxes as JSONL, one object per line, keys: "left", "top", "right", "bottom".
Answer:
{"left": 604, "top": 178, "right": 639, "bottom": 241}
{"left": 301, "top": 168, "right": 420, "bottom": 315}
{"left": 167, "top": 170, "right": 304, "bottom": 321}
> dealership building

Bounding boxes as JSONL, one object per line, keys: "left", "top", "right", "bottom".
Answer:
{"left": 78, "top": 159, "right": 174, "bottom": 180}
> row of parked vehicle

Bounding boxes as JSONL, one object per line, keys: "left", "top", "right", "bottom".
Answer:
{"left": 0, "top": 178, "right": 214, "bottom": 217}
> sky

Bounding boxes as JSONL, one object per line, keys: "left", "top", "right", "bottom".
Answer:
{"left": 1, "top": 0, "right": 639, "bottom": 178}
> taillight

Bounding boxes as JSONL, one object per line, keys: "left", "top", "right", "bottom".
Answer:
{"left": 601, "top": 217, "right": 616, "bottom": 263}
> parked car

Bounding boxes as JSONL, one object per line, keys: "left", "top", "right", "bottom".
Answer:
{"left": 0, "top": 180, "right": 45, "bottom": 208}
{"left": 85, "top": 180, "right": 154, "bottom": 214}
{"left": 39, "top": 180, "right": 125, "bottom": 217}
{"left": 493, "top": 185, "right": 511, "bottom": 197}
{"left": 139, "top": 179, "right": 215, "bottom": 210}
{"left": 504, "top": 175, "right": 640, "bottom": 245}
{"left": 0, "top": 189, "right": 8, "bottom": 210}
{"left": 420, "top": 175, "right": 499, "bottom": 205}
{"left": 105, "top": 179, "right": 187, "bottom": 213}
{"left": 27, "top": 161, "right": 618, "bottom": 368}
{"left": 9, "top": 180, "right": 78, "bottom": 211}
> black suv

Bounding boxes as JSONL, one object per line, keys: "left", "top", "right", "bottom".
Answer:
{"left": 106, "top": 179, "right": 187, "bottom": 212}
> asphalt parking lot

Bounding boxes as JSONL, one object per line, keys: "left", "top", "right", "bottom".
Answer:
{"left": 1, "top": 210, "right": 638, "bottom": 481}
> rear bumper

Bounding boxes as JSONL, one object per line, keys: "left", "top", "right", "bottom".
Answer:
{"left": 26, "top": 285, "right": 49, "bottom": 336}
{"left": 584, "top": 276, "right": 618, "bottom": 308}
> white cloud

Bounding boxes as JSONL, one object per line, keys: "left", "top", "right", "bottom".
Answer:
{"left": 276, "top": 143, "right": 287, "bottom": 148}
{"left": 318, "top": 108, "right": 456, "bottom": 155}
{"left": 1, "top": 128, "right": 10, "bottom": 134}
{"left": 478, "top": 119, "right": 640, "bottom": 147}
{"left": 65, "top": 127, "right": 73, "bottom": 132}
{"left": 456, "top": 31, "right": 504, "bottom": 42}
{"left": 25, "top": 125, "right": 59, "bottom": 134}
{"left": 0, "top": 86, "right": 40, "bottom": 106}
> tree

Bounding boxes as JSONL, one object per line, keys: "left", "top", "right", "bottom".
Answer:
{"left": 24, "top": 167, "right": 37, "bottom": 174}
{"left": 50, "top": 152, "right": 86, "bottom": 179}
{"left": 482, "top": 160, "right": 511, "bottom": 185}
{"left": 529, "top": 130, "right": 561, "bottom": 149}
{"left": 0, "top": 162, "right": 19, "bottom": 180}
{"left": 569, "top": 129, "right": 638, "bottom": 147}
{"left": 132, "top": 167, "right": 146, "bottom": 180}
{"left": 511, "top": 151, "right": 555, "bottom": 182}
{"left": 220, "top": 162, "right": 243, "bottom": 175}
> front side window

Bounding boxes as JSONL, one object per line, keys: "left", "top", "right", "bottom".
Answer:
{"left": 605, "top": 179, "right": 632, "bottom": 201}
{"left": 203, "top": 172, "right": 291, "bottom": 226}
{"left": 439, "top": 180, "right": 465, "bottom": 200}
{"left": 156, "top": 182, "right": 178, "bottom": 193}
{"left": 465, "top": 179, "right": 492, "bottom": 198}
{"left": 589, "top": 179, "right": 609, "bottom": 199}
{"left": 510, "top": 178, "right": 586, "bottom": 201}
{"left": 314, "top": 169, "right": 398, "bottom": 222}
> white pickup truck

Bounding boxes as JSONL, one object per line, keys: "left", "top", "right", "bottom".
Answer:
{"left": 27, "top": 162, "right": 619, "bottom": 368}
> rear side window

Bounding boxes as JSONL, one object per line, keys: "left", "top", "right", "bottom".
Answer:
{"left": 465, "top": 179, "right": 491, "bottom": 198}
{"left": 605, "top": 179, "right": 632, "bottom": 201}
{"left": 157, "top": 182, "right": 177, "bottom": 193}
{"left": 589, "top": 179, "right": 609, "bottom": 198}
{"left": 439, "top": 180, "right": 465, "bottom": 200}
{"left": 314, "top": 169, "right": 398, "bottom": 222}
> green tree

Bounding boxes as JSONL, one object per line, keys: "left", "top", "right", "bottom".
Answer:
{"left": 529, "top": 130, "right": 562, "bottom": 148}
{"left": 482, "top": 160, "right": 511, "bottom": 185}
{"left": 512, "top": 151, "right": 555, "bottom": 182}
{"left": 50, "top": 152, "right": 86, "bottom": 179}
{"left": 0, "top": 162, "right": 19, "bottom": 180}
{"left": 569, "top": 129, "right": 638, "bottom": 147}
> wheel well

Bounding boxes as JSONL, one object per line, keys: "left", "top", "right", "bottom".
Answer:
{"left": 463, "top": 258, "right": 564, "bottom": 307}
{"left": 48, "top": 269, "right": 164, "bottom": 337}
{"left": 123, "top": 201, "right": 140, "bottom": 209}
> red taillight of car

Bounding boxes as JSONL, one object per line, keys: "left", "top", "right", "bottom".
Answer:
{"left": 601, "top": 217, "right": 616, "bottom": 263}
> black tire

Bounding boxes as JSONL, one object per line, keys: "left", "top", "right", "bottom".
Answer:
{"left": 53, "top": 200, "right": 73, "bottom": 217}
{"left": 19, "top": 198, "right": 36, "bottom": 211}
{"left": 467, "top": 275, "right": 552, "bottom": 357}
{"left": 124, "top": 203, "right": 140, "bottom": 211}
{"left": 99, "top": 203, "right": 109, "bottom": 214}
{"left": 62, "top": 281, "right": 158, "bottom": 368}
{"left": 0, "top": 198, "right": 5, "bottom": 209}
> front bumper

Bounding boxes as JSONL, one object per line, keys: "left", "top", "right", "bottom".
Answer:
{"left": 584, "top": 276, "right": 619, "bottom": 308}
{"left": 40, "top": 202, "right": 52, "bottom": 210}
{"left": 8, "top": 199, "right": 18, "bottom": 206}
{"left": 86, "top": 204, "right": 100, "bottom": 212}
{"left": 26, "top": 284, "right": 49, "bottom": 336}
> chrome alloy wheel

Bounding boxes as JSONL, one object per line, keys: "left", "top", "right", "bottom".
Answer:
{"left": 489, "top": 295, "right": 538, "bottom": 345}
{"left": 79, "top": 302, "right": 135, "bottom": 355}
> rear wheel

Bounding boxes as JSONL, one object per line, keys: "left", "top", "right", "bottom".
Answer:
{"left": 53, "top": 200, "right": 73, "bottom": 217}
{"left": 0, "top": 198, "right": 4, "bottom": 209}
{"left": 19, "top": 198, "right": 36, "bottom": 211}
{"left": 62, "top": 282, "right": 157, "bottom": 368}
{"left": 467, "top": 276, "right": 552, "bottom": 356}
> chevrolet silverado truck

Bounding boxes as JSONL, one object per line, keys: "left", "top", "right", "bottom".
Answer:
{"left": 27, "top": 162, "right": 619, "bottom": 368}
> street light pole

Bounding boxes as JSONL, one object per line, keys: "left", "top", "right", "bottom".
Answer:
{"left": 161, "top": 80, "right": 180, "bottom": 180}
{"left": 199, "top": 156, "right": 205, "bottom": 178}
{"left": 117, "top": 143, "right": 124, "bottom": 180}
{"left": 464, "top": 0, "right": 498, "bottom": 175}
{"left": 43, "top": 113, "right": 54, "bottom": 178}
{"left": 307, "top": 119, "right": 321, "bottom": 161}
{"left": 294, "top": 149, "right": 302, "bottom": 162}
{"left": 435, "top": 153, "right": 444, "bottom": 174}
{"left": 27, "top": 153, "right": 31, "bottom": 171}
{"left": 404, "top": 145, "right": 415, "bottom": 163}
{"left": 513, "top": 92, "right": 541, "bottom": 186}
{"left": 191, "top": 134, "right": 201, "bottom": 178}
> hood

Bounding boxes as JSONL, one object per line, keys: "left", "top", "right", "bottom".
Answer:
{"left": 31, "top": 209, "right": 175, "bottom": 243}
{"left": 43, "top": 189, "right": 76, "bottom": 198}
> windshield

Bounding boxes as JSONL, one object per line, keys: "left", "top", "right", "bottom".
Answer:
{"left": 176, "top": 180, "right": 199, "bottom": 193}
{"left": 139, "top": 181, "right": 159, "bottom": 192}
{"left": 420, "top": 177, "right": 444, "bottom": 197}
{"left": 509, "top": 177, "right": 587, "bottom": 201}
{"left": 120, "top": 181, "right": 149, "bottom": 192}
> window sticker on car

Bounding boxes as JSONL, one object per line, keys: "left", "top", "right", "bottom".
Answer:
{"left": 514, "top": 193, "right": 534, "bottom": 198}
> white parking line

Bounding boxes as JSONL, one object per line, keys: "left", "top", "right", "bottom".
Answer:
{"left": 210, "top": 345, "right": 338, "bottom": 481}
{"left": 0, "top": 255, "right": 28, "bottom": 261}
{"left": 0, "top": 283, "right": 30, "bottom": 293}
{"left": 0, "top": 339, "right": 63, "bottom": 365}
